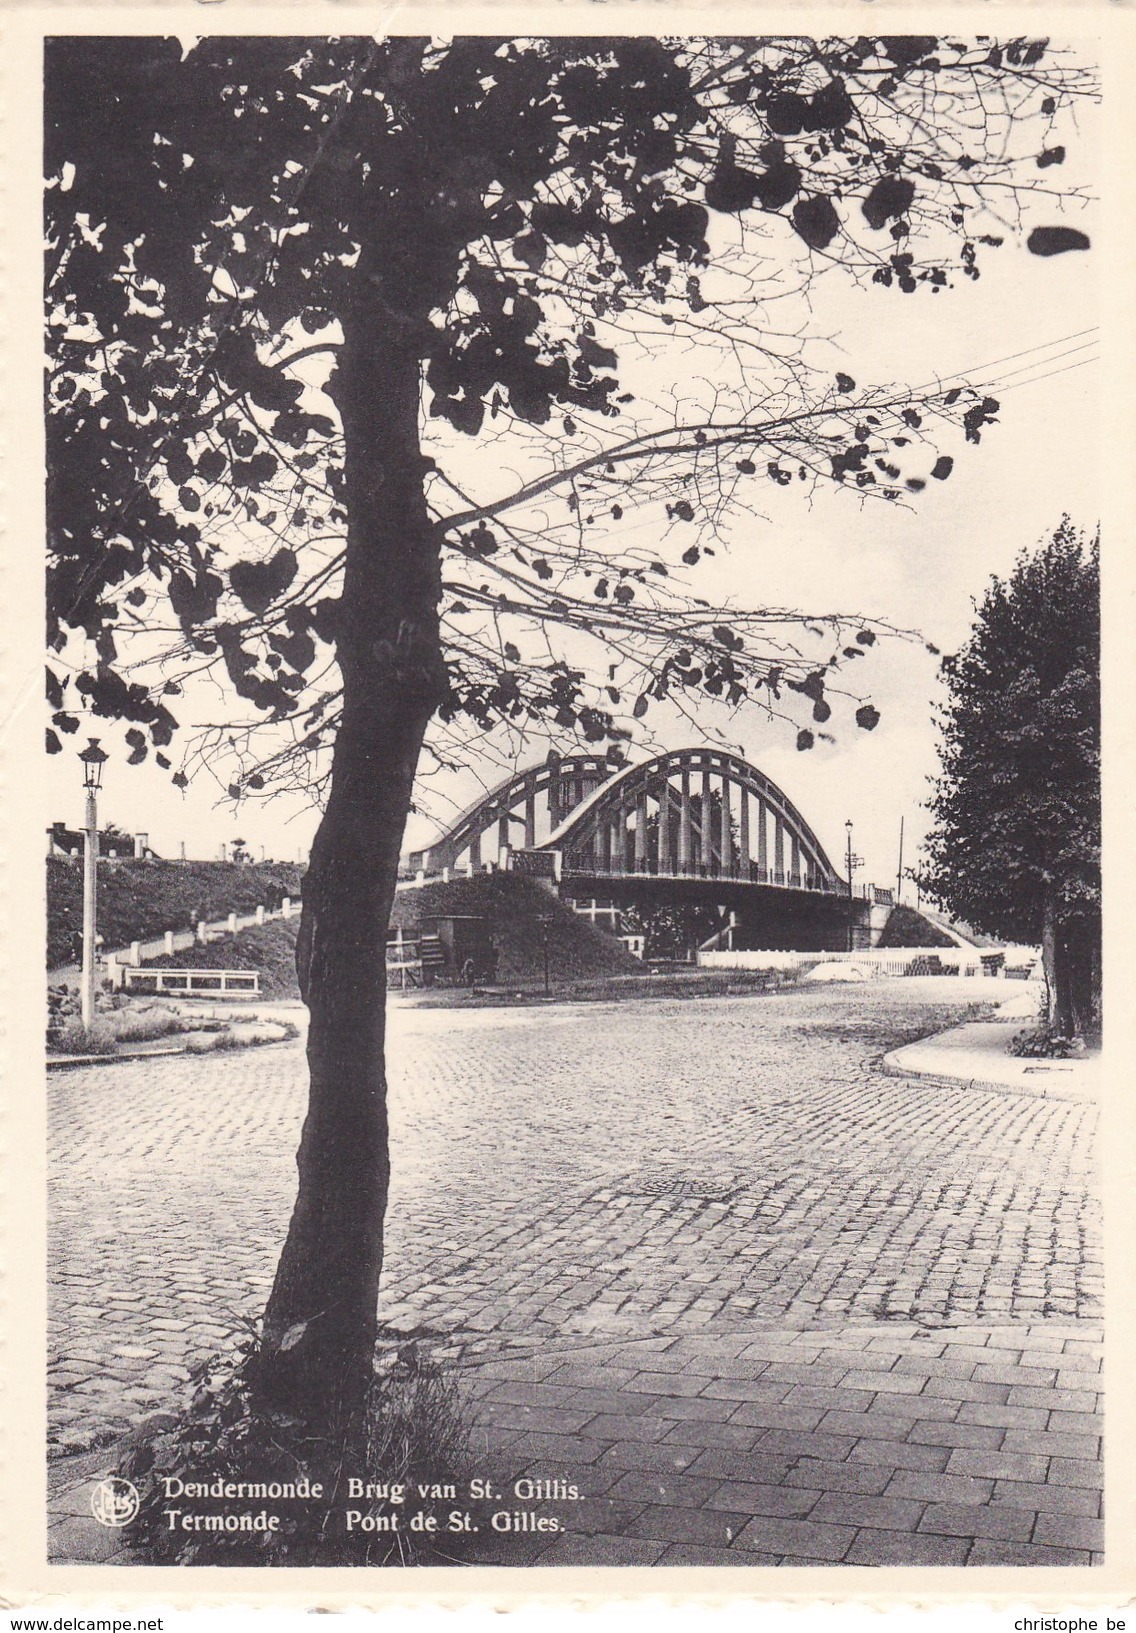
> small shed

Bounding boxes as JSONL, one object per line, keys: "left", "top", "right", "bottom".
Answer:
{"left": 420, "top": 914, "right": 497, "bottom": 984}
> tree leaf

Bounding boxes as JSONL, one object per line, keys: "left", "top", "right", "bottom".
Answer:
{"left": 791, "top": 195, "right": 841, "bottom": 251}
{"left": 862, "top": 175, "right": 916, "bottom": 231}
{"left": 1027, "top": 226, "right": 1090, "bottom": 257}
{"left": 196, "top": 447, "right": 226, "bottom": 483}
{"left": 269, "top": 630, "right": 316, "bottom": 674}
{"left": 229, "top": 550, "right": 298, "bottom": 616}
{"left": 230, "top": 452, "right": 279, "bottom": 487}
{"left": 705, "top": 158, "right": 763, "bottom": 213}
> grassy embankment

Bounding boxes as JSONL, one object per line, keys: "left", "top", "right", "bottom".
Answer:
{"left": 145, "top": 872, "right": 642, "bottom": 1000}
{"left": 143, "top": 874, "right": 810, "bottom": 1005}
{"left": 47, "top": 857, "right": 304, "bottom": 967}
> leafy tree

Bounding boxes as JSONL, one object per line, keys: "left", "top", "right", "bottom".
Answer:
{"left": 619, "top": 900, "right": 729, "bottom": 962}
{"left": 922, "top": 520, "right": 1100, "bottom": 1036}
{"left": 45, "top": 35, "right": 1095, "bottom": 1429}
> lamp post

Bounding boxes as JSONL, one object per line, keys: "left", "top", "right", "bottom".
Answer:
{"left": 536, "top": 914, "right": 555, "bottom": 997}
{"left": 844, "top": 819, "right": 863, "bottom": 953}
{"left": 78, "top": 738, "right": 108, "bottom": 1031}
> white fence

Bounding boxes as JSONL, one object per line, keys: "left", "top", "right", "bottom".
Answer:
{"left": 116, "top": 967, "right": 260, "bottom": 997}
{"left": 698, "top": 947, "right": 1010, "bottom": 978}
{"left": 103, "top": 898, "right": 296, "bottom": 978}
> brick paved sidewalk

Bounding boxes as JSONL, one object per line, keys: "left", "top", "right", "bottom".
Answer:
{"left": 49, "top": 1318, "right": 1102, "bottom": 1568}
{"left": 455, "top": 1319, "right": 1103, "bottom": 1567}
{"left": 884, "top": 1006, "right": 1099, "bottom": 1103}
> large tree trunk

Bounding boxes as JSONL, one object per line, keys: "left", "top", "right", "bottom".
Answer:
{"left": 252, "top": 293, "right": 445, "bottom": 1429}
{"left": 1042, "top": 892, "right": 1101, "bottom": 1040}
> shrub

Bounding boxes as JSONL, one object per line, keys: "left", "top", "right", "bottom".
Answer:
{"left": 226, "top": 1021, "right": 296, "bottom": 1047}
{"left": 53, "top": 1015, "right": 118, "bottom": 1055}
{"left": 1008, "top": 1028, "right": 1085, "bottom": 1059}
{"left": 112, "top": 1004, "right": 185, "bottom": 1043}
{"left": 119, "top": 1337, "right": 472, "bottom": 1566}
{"left": 182, "top": 1031, "right": 226, "bottom": 1054}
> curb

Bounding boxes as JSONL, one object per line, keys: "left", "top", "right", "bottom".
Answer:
{"left": 47, "top": 1033, "right": 296, "bottom": 1072}
{"left": 48, "top": 1046, "right": 188, "bottom": 1070}
{"left": 881, "top": 1051, "right": 1097, "bottom": 1103}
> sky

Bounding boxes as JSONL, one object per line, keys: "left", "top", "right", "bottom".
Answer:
{"left": 44, "top": 52, "right": 1100, "bottom": 898}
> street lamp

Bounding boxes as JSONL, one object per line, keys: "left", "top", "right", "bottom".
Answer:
{"left": 536, "top": 913, "right": 555, "bottom": 997}
{"left": 844, "top": 819, "right": 863, "bottom": 953}
{"left": 78, "top": 738, "right": 108, "bottom": 1031}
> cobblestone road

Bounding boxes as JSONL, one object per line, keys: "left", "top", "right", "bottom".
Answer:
{"left": 48, "top": 983, "right": 1100, "bottom": 1457}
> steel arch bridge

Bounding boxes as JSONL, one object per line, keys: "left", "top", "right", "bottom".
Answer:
{"left": 407, "top": 748, "right": 844, "bottom": 895}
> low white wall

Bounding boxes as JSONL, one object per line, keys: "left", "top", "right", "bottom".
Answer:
{"left": 697, "top": 947, "right": 997, "bottom": 977}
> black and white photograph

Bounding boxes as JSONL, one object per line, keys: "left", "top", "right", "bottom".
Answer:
{"left": 16, "top": 15, "right": 1122, "bottom": 1592}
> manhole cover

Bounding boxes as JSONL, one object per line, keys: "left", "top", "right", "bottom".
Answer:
{"left": 615, "top": 1172, "right": 745, "bottom": 1202}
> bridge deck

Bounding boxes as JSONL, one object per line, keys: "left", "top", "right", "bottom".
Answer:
{"left": 563, "top": 862, "right": 844, "bottom": 894}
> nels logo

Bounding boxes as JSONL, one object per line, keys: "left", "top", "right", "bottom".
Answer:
{"left": 90, "top": 1477, "right": 140, "bottom": 1527}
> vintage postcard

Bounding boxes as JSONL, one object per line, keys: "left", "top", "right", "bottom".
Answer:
{"left": 2, "top": 1, "right": 1133, "bottom": 1615}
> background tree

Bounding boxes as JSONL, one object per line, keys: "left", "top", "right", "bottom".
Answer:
{"left": 921, "top": 520, "right": 1100, "bottom": 1036}
{"left": 45, "top": 35, "right": 1096, "bottom": 1430}
{"left": 619, "top": 901, "right": 730, "bottom": 962}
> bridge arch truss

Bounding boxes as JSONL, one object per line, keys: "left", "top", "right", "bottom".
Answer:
{"left": 411, "top": 748, "right": 844, "bottom": 895}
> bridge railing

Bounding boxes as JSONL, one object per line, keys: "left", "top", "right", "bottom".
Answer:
{"left": 397, "top": 851, "right": 899, "bottom": 903}
{"left": 561, "top": 859, "right": 843, "bottom": 892}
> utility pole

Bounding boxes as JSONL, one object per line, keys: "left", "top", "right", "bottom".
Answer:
{"left": 896, "top": 816, "right": 905, "bottom": 905}
{"left": 844, "top": 819, "right": 863, "bottom": 953}
{"left": 78, "top": 738, "right": 108, "bottom": 1032}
